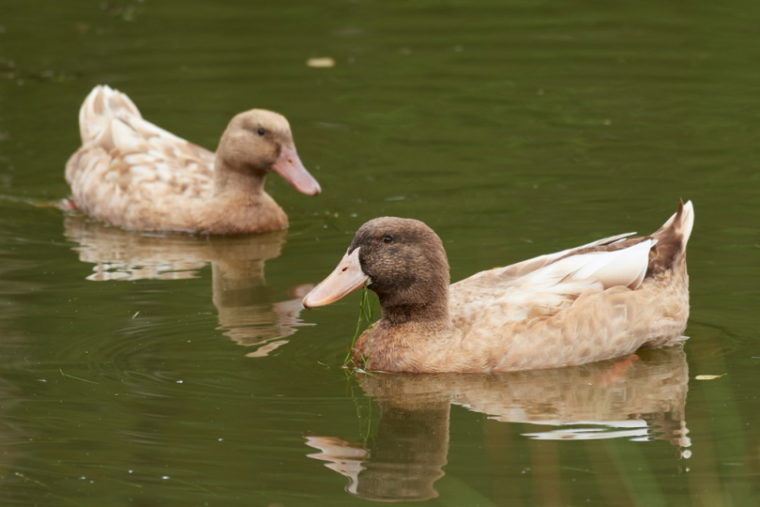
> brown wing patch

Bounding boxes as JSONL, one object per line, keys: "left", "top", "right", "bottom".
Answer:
{"left": 647, "top": 201, "right": 686, "bottom": 276}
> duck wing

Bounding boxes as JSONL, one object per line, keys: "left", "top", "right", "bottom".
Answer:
{"left": 451, "top": 234, "right": 654, "bottom": 324}
{"left": 454, "top": 231, "right": 639, "bottom": 289}
{"left": 65, "top": 86, "right": 215, "bottom": 230}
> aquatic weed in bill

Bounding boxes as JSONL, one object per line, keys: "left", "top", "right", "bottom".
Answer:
{"left": 343, "top": 286, "right": 375, "bottom": 369}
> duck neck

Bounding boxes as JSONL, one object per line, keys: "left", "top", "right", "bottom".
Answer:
{"left": 377, "top": 283, "right": 451, "bottom": 329}
{"left": 213, "top": 158, "right": 266, "bottom": 196}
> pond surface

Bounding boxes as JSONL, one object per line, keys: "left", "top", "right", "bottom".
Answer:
{"left": 2, "top": 0, "right": 760, "bottom": 505}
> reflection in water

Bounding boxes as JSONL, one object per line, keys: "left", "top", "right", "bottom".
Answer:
{"left": 306, "top": 347, "right": 690, "bottom": 502}
{"left": 63, "top": 215, "right": 312, "bottom": 357}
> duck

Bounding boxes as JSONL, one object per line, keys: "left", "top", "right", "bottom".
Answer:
{"left": 302, "top": 201, "right": 695, "bottom": 373}
{"left": 65, "top": 85, "right": 321, "bottom": 234}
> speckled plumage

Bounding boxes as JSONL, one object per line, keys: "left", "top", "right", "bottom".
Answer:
{"left": 65, "top": 85, "right": 319, "bottom": 234}
{"left": 305, "top": 202, "right": 695, "bottom": 373}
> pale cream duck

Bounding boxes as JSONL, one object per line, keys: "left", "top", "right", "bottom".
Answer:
{"left": 303, "top": 201, "right": 695, "bottom": 373}
{"left": 65, "top": 85, "right": 320, "bottom": 234}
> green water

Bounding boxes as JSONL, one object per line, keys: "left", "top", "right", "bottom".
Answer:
{"left": 2, "top": 0, "right": 759, "bottom": 505}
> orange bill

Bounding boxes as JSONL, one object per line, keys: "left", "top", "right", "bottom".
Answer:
{"left": 271, "top": 145, "right": 321, "bottom": 195}
{"left": 303, "top": 248, "right": 368, "bottom": 308}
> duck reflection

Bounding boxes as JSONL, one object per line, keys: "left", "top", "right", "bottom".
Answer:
{"left": 63, "top": 215, "right": 312, "bottom": 357}
{"left": 305, "top": 346, "right": 690, "bottom": 502}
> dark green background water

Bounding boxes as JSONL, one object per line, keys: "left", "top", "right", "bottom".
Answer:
{"left": 1, "top": 0, "right": 759, "bottom": 505}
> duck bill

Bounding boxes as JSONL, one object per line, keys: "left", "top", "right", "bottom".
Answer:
{"left": 271, "top": 145, "right": 321, "bottom": 195}
{"left": 303, "top": 249, "right": 368, "bottom": 308}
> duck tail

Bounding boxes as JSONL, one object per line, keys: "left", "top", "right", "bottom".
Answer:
{"left": 78, "top": 85, "right": 141, "bottom": 143}
{"left": 647, "top": 200, "right": 695, "bottom": 276}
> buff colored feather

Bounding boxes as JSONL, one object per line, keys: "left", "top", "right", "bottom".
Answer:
{"left": 304, "top": 201, "right": 695, "bottom": 373}
{"left": 65, "top": 85, "right": 320, "bottom": 234}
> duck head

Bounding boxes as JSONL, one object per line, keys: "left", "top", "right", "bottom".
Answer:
{"left": 303, "top": 217, "right": 450, "bottom": 323}
{"left": 216, "top": 109, "right": 321, "bottom": 195}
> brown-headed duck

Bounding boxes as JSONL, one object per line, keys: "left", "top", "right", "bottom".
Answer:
{"left": 303, "top": 201, "right": 695, "bottom": 373}
{"left": 65, "top": 85, "right": 320, "bottom": 234}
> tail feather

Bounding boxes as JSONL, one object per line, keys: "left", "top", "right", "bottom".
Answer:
{"left": 78, "top": 85, "right": 141, "bottom": 143}
{"left": 647, "top": 200, "right": 694, "bottom": 276}
{"left": 677, "top": 200, "right": 695, "bottom": 250}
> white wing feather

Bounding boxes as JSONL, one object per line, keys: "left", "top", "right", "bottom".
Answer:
{"left": 451, "top": 235, "right": 654, "bottom": 325}
{"left": 522, "top": 238, "right": 654, "bottom": 290}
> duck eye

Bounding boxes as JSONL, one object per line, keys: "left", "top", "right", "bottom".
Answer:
{"left": 383, "top": 235, "right": 393, "bottom": 244}
{"left": 256, "top": 127, "right": 266, "bottom": 136}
